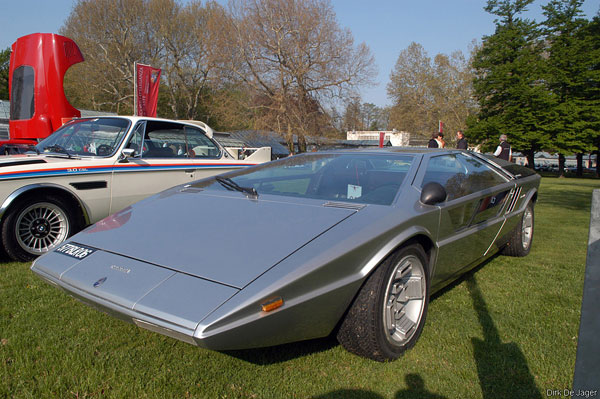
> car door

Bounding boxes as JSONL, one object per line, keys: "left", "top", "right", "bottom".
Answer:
{"left": 418, "top": 153, "right": 513, "bottom": 286}
{"left": 109, "top": 120, "right": 205, "bottom": 214}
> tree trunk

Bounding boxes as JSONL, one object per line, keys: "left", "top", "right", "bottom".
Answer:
{"left": 576, "top": 153, "right": 583, "bottom": 177}
{"left": 526, "top": 150, "right": 535, "bottom": 169}
{"left": 286, "top": 122, "right": 294, "bottom": 154}
{"left": 298, "top": 135, "right": 307, "bottom": 153}
{"left": 558, "top": 153, "right": 565, "bottom": 178}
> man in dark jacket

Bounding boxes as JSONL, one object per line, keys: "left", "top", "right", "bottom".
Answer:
{"left": 456, "top": 131, "right": 468, "bottom": 149}
{"left": 428, "top": 132, "right": 445, "bottom": 148}
{"left": 494, "top": 134, "right": 512, "bottom": 161}
{"left": 427, "top": 132, "right": 438, "bottom": 148}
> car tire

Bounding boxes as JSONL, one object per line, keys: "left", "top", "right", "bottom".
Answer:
{"left": 336, "top": 243, "right": 430, "bottom": 361}
{"left": 502, "top": 201, "right": 534, "bottom": 257}
{"left": 1, "top": 195, "right": 77, "bottom": 261}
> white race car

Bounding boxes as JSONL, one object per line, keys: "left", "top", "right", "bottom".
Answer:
{"left": 0, "top": 116, "right": 264, "bottom": 261}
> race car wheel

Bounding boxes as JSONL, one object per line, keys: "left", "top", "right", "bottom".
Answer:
{"left": 502, "top": 201, "right": 534, "bottom": 257}
{"left": 337, "top": 243, "right": 430, "bottom": 361}
{"left": 1, "top": 195, "right": 76, "bottom": 261}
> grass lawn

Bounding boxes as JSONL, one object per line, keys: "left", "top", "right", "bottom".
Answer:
{"left": 1, "top": 176, "right": 598, "bottom": 398}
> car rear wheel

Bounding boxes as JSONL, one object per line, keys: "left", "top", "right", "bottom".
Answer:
{"left": 337, "top": 243, "right": 430, "bottom": 361}
{"left": 1, "top": 195, "right": 76, "bottom": 261}
{"left": 502, "top": 201, "right": 534, "bottom": 257}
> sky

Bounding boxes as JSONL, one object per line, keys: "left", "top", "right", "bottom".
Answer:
{"left": 1, "top": 0, "right": 598, "bottom": 108}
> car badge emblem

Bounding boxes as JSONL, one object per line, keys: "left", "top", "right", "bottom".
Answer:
{"left": 93, "top": 277, "right": 107, "bottom": 288}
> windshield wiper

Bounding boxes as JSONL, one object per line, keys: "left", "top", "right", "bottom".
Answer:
{"left": 43, "top": 144, "right": 72, "bottom": 159}
{"left": 215, "top": 176, "right": 258, "bottom": 198}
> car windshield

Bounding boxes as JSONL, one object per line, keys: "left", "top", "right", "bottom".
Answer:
{"left": 36, "top": 118, "right": 131, "bottom": 157}
{"left": 197, "top": 152, "right": 414, "bottom": 205}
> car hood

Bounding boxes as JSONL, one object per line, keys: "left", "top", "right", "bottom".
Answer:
{"left": 0, "top": 154, "right": 96, "bottom": 174}
{"left": 70, "top": 189, "right": 358, "bottom": 288}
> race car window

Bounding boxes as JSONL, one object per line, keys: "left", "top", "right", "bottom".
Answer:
{"left": 126, "top": 122, "right": 145, "bottom": 156}
{"left": 422, "top": 154, "right": 508, "bottom": 200}
{"left": 184, "top": 127, "right": 221, "bottom": 158}
{"left": 10, "top": 66, "right": 35, "bottom": 120}
{"left": 135, "top": 121, "right": 220, "bottom": 158}
{"left": 36, "top": 118, "right": 130, "bottom": 157}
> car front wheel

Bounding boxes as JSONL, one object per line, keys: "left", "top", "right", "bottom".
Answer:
{"left": 1, "top": 195, "right": 76, "bottom": 261}
{"left": 337, "top": 243, "right": 430, "bottom": 361}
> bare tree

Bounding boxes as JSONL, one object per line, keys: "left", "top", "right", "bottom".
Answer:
{"left": 214, "top": 0, "right": 376, "bottom": 151}
{"left": 61, "top": 0, "right": 162, "bottom": 113}
{"left": 342, "top": 98, "right": 364, "bottom": 132}
{"left": 62, "top": 0, "right": 221, "bottom": 119}
{"left": 387, "top": 42, "right": 476, "bottom": 143}
{"left": 148, "top": 0, "right": 222, "bottom": 119}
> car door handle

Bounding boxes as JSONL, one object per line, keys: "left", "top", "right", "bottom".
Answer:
{"left": 184, "top": 169, "right": 194, "bottom": 173}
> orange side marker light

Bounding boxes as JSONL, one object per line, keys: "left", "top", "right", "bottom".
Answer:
{"left": 261, "top": 297, "right": 284, "bottom": 312}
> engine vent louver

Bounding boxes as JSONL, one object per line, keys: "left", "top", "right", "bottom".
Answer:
{"left": 505, "top": 187, "right": 522, "bottom": 214}
{"left": 0, "top": 159, "right": 47, "bottom": 168}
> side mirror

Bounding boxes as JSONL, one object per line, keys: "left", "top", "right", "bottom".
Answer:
{"left": 119, "top": 148, "right": 136, "bottom": 163}
{"left": 420, "top": 182, "right": 447, "bottom": 205}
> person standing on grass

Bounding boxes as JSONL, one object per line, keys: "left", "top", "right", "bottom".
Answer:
{"left": 428, "top": 132, "right": 445, "bottom": 148}
{"left": 494, "top": 134, "right": 512, "bottom": 161}
{"left": 456, "top": 130, "right": 468, "bottom": 150}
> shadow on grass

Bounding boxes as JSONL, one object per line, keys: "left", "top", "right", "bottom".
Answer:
{"left": 0, "top": 247, "right": 12, "bottom": 264}
{"left": 311, "top": 374, "right": 447, "bottom": 399}
{"left": 221, "top": 335, "right": 338, "bottom": 365}
{"left": 466, "top": 275, "right": 542, "bottom": 399}
{"left": 538, "top": 188, "right": 594, "bottom": 211}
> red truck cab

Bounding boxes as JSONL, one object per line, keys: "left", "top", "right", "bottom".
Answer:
{"left": 7, "top": 33, "right": 84, "bottom": 144}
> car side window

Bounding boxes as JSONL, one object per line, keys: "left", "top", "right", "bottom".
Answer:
{"left": 126, "top": 122, "right": 145, "bottom": 156}
{"left": 125, "top": 122, "right": 220, "bottom": 159}
{"left": 185, "top": 127, "right": 220, "bottom": 158}
{"left": 142, "top": 128, "right": 182, "bottom": 158}
{"left": 456, "top": 153, "right": 507, "bottom": 193}
{"left": 422, "top": 155, "right": 468, "bottom": 200}
{"left": 422, "top": 154, "right": 507, "bottom": 201}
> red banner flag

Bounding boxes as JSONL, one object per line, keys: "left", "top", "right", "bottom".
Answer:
{"left": 438, "top": 121, "right": 444, "bottom": 133}
{"left": 135, "top": 63, "right": 161, "bottom": 117}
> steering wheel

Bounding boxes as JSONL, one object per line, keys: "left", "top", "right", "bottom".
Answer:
{"left": 96, "top": 144, "right": 112, "bottom": 156}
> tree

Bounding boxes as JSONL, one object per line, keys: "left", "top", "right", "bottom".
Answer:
{"left": 0, "top": 47, "right": 10, "bottom": 100}
{"left": 61, "top": 0, "right": 162, "bottom": 114}
{"left": 387, "top": 43, "right": 475, "bottom": 144}
{"left": 340, "top": 100, "right": 388, "bottom": 133}
{"left": 361, "top": 103, "right": 387, "bottom": 130}
{"left": 387, "top": 43, "right": 434, "bottom": 135}
{"left": 542, "top": 0, "right": 597, "bottom": 176}
{"left": 61, "top": 0, "right": 223, "bottom": 120}
{"left": 468, "top": 0, "right": 553, "bottom": 167}
{"left": 342, "top": 98, "right": 364, "bottom": 132}
{"left": 148, "top": 0, "right": 223, "bottom": 119}
{"left": 585, "top": 15, "right": 600, "bottom": 177}
{"left": 214, "top": 0, "right": 375, "bottom": 152}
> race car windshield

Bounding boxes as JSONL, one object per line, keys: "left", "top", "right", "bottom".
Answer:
{"left": 36, "top": 118, "right": 131, "bottom": 157}
{"left": 201, "top": 153, "right": 414, "bottom": 206}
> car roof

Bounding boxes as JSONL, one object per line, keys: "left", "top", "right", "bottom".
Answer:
{"left": 68, "top": 115, "right": 208, "bottom": 126}
{"left": 296, "top": 147, "right": 468, "bottom": 156}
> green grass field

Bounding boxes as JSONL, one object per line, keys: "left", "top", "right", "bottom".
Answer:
{"left": 1, "top": 177, "right": 598, "bottom": 398}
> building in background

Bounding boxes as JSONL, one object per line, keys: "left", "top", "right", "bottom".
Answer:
{"left": 346, "top": 129, "right": 411, "bottom": 147}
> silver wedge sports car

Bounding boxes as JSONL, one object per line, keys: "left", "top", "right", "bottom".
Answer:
{"left": 31, "top": 148, "right": 540, "bottom": 361}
